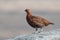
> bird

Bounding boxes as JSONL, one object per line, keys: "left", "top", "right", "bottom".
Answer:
{"left": 25, "top": 9, "right": 54, "bottom": 33}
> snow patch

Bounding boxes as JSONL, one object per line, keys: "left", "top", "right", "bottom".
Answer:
{"left": 7, "top": 29, "right": 60, "bottom": 40}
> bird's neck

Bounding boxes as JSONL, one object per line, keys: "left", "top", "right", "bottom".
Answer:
{"left": 26, "top": 11, "right": 32, "bottom": 17}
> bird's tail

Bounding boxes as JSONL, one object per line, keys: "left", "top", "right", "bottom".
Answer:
{"left": 49, "top": 22, "right": 54, "bottom": 25}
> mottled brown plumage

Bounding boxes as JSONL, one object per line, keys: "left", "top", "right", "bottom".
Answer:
{"left": 25, "top": 9, "right": 54, "bottom": 32}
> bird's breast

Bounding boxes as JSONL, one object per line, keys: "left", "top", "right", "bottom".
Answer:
{"left": 26, "top": 16, "right": 36, "bottom": 28}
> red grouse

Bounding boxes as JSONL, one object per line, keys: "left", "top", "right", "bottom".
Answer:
{"left": 25, "top": 9, "right": 54, "bottom": 32}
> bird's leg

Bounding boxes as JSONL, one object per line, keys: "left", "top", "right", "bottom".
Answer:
{"left": 36, "top": 28, "right": 38, "bottom": 31}
{"left": 36, "top": 28, "right": 41, "bottom": 33}
{"left": 34, "top": 28, "right": 39, "bottom": 34}
{"left": 38, "top": 28, "right": 44, "bottom": 33}
{"left": 32, "top": 28, "right": 38, "bottom": 34}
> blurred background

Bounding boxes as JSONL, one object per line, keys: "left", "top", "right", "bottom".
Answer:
{"left": 0, "top": 0, "right": 60, "bottom": 40}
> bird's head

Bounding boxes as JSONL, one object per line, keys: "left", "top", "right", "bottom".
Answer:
{"left": 25, "top": 9, "right": 32, "bottom": 16}
{"left": 25, "top": 9, "right": 30, "bottom": 12}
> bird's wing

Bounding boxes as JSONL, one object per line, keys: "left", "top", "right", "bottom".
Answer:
{"left": 31, "top": 16, "right": 54, "bottom": 26}
{"left": 31, "top": 16, "right": 45, "bottom": 26}
{"left": 32, "top": 16, "right": 44, "bottom": 23}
